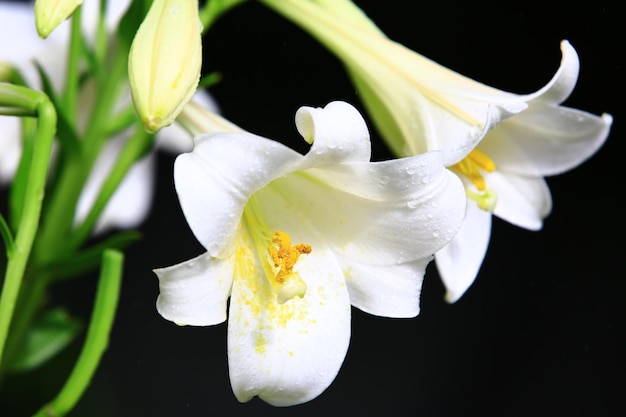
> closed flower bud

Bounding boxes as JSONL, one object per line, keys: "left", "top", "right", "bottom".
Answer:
{"left": 128, "top": 0, "right": 203, "bottom": 134}
{"left": 34, "top": 0, "right": 83, "bottom": 39}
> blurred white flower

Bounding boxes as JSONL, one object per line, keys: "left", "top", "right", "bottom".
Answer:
{"left": 0, "top": 0, "right": 217, "bottom": 234}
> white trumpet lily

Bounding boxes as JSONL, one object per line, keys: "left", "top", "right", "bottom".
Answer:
{"left": 154, "top": 101, "right": 466, "bottom": 406}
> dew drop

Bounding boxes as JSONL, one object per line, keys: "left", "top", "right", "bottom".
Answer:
{"left": 469, "top": 125, "right": 482, "bottom": 139}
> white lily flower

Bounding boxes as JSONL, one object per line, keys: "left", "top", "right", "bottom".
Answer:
{"left": 0, "top": 0, "right": 217, "bottom": 234}
{"left": 154, "top": 101, "right": 466, "bottom": 406}
{"left": 435, "top": 41, "right": 612, "bottom": 302}
{"left": 261, "top": 0, "right": 612, "bottom": 302}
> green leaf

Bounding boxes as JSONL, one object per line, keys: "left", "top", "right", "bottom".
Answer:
{"left": 9, "top": 308, "right": 82, "bottom": 373}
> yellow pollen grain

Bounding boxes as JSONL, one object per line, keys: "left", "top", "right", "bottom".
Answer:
{"left": 267, "top": 231, "right": 312, "bottom": 284}
{"left": 255, "top": 333, "right": 267, "bottom": 354}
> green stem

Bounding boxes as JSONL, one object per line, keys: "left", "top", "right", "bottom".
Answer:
{"left": 62, "top": 6, "right": 83, "bottom": 126}
{"left": 32, "top": 249, "right": 123, "bottom": 417}
{"left": 33, "top": 50, "right": 128, "bottom": 265}
{"left": 0, "top": 84, "right": 56, "bottom": 366}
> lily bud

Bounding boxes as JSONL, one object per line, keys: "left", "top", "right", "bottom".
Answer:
{"left": 128, "top": 0, "right": 203, "bottom": 134}
{"left": 0, "top": 62, "right": 13, "bottom": 82}
{"left": 34, "top": 0, "right": 83, "bottom": 39}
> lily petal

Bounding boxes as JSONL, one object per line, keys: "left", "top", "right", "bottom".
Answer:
{"left": 174, "top": 132, "right": 302, "bottom": 257}
{"left": 227, "top": 229, "right": 351, "bottom": 406}
{"left": 271, "top": 151, "right": 465, "bottom": 266}
{"left": 436, "top": 203, "right": 492, "bottom": 303}
{"left": 481, "top": 107, "right": 612, "bottom": 177}
{"left": 521, "top": 40, "right": 579, "bottom": 105}
{"left": 489, "top": 172, "right": 552, "bottom": 230}
{"left": 155, "top": 252, "right": 234, "bottom": 326}
{"left": 339, "top": 256, "right": 426, "bottom": 317}
{"left": 295, "top": 100, "right": 371, "bottom": 165}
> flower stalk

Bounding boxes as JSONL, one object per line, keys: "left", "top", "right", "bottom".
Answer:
{"left": 0, "top": 84, "right": 57, "bottom": 366}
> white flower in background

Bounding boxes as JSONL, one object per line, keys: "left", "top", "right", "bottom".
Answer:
{"left": 154, "top": 101, "right": 466, "bottom": 406}
{"left": 260, "top": 0, "right": 612, "bottom": 302}
{"left": 0, "top": 0, "right": 216, "bottom": 234}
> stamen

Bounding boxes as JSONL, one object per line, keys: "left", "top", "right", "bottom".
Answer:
{"left": 451, "top": 149, "right": 496, "bottom": 191}
{"left": 267, "top": 231, "right": 312, "bottom": 304}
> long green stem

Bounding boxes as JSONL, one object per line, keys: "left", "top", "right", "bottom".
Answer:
{"left": 0, "top": 84, "right": 57, "bottom": 365}
{"left": 33, "top": 49, "right": 128, "bottom": 265}
{"left": 61, "top": 5, "right": 83, "bottom": 126}
{"left": 32, "top": 249, "right": 123, "bottom": 417}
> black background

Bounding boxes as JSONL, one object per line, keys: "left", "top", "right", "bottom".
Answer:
{"left": 1, "top": 1, "right": 624, "bottom": 416}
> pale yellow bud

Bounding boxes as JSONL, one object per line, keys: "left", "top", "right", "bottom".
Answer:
{"left": 128, "top": 0, "right": 203, "bottom": 134}
{"left": 34, "top": 0, "right": 83, "bottom": 39}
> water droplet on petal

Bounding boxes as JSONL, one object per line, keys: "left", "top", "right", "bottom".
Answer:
{"left": 469, "top": 125, "right": 482, "bottom": 139}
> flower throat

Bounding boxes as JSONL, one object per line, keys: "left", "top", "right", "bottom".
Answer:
{"left": 451, "top": 149, "right": 498, "bottom": 211}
